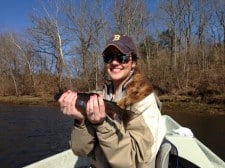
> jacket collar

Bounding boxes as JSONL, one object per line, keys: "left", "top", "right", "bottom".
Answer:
{"left": 104, "top": 70, "right": 134, "bottom": 101}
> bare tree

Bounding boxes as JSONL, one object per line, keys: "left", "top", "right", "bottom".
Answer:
{"left": 62, "top": 0, "right": 106, "bottom": 91}
{"left": 179, "top": 0, "right": 194, "bottom": 88}
{"left": 195, "top": 0, "right": 212, "bottom": 73}
{"left": 182, "top": 0, "right": 193, "bottom": 64}
{"left": 213, "top": 0, "right": 225, "bottom": 90}
{"left": 158, "top": 0, "right": 186, "bottom": 70}
{"left": 157, "top": 0, "right": 188, "bottom": 90}
{"left": 0, "top": 34, "right": 20, "bottom": 95}
{"left": 112, "top": 0, "right": 150, "bottom": 41}
{"left": 214, "top": 0, "right": 225, "bottom": 50}
{"left": 1, "top": 0, "right": 225, "bottom": 97}
{"left": 10, "top": 34, "right": 36, "bottom": 95}
{"left": 28, "top": 0, "right": 70, "bottom": 92}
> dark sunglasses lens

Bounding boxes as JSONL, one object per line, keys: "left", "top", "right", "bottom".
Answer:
{"left": 103, "top": 53, "right": 114, "bottom": 63}
{"left": 103, "top": 53, "right": 130, "bottom": 64}
{"left": 118, "top": 55, "right": 130, "bottom": 63}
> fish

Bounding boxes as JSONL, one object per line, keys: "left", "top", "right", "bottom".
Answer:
{"left": 54, "top": 92, "right": 132, "bottom": 120}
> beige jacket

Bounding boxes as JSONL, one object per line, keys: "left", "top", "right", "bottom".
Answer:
{"left": 71, "top": 70, "right": 165, "bottom": 168}
{"left": 70, "top": 87, "right": 165, "bottom": 168}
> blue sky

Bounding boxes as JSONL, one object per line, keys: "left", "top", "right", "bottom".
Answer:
{"left": 0, "top": 0, "right": 156, "bottom": 33}
{"left": 0, "top": 0, "right": 40, "bottom": 32}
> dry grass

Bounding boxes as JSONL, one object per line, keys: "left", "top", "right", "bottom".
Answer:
{"left": 161, "top": 101, "right": 225, "bottom": 116}
{"left": 0, "top": 95, "right": 56, "bottom": 106}
{"left": 160, "top": 94, "right": 225, "bottom": 116}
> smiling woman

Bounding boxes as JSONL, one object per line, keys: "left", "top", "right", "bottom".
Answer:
{"left": 57, "top": 34, "right": 166, "bottom": 168}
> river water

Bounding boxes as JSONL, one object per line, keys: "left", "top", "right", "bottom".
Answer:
{"left": 0, "top": 104, "right": 73, "bottom": 168}
{"left": 0, "top": 104, "right": 224, "bottom": 168}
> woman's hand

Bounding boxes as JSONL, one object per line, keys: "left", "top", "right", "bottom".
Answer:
{"left": 58, "top": 90, "right": 84, "bottom": 124}
{"left": 86, "top": 94, "right": 106, "bottom": 124}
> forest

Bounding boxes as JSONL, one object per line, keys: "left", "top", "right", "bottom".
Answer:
{"left": 0, "top": 0, "right": 224, "bottom": 104}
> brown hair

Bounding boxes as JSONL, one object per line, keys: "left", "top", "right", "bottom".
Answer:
{"left": 117, "top": 68, "right": 153, "bottom": 109}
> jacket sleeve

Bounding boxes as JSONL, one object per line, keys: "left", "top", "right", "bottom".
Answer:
{"left": 132, "top": 93, "right": 166, "bottom": 161}
{"left": 70, "top": 121, "right": 96, "bottom": 156}
{"left": 94, "top": 101, "right": 155, "bottom": 168}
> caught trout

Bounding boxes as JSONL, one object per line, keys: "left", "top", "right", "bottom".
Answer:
{"left": 54, "top": 92, "right": 133, "bottom": 122}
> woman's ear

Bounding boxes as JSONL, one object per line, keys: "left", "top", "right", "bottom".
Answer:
{"left": 131, "top": 61, "right": 137, "bottom": 68}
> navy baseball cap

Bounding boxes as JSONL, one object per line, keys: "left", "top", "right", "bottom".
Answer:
{"left": 103, "top": 35, "right": 137, "bottom": 56}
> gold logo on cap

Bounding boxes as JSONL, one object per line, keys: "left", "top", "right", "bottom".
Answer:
{"left": 112, "top": 35, "right": 120, "bottom": 41}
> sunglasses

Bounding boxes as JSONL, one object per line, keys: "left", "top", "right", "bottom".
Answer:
{"left": 103, "top": 53, "right": 131, "bottom": 64}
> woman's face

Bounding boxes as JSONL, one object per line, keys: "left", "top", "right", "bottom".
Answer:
{"left": 104, "top": 46, "right": 136, "bottom": 85}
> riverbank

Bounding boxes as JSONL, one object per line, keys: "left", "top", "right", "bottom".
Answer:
{"left": 161, "top": 101, "right": 225, "bottom": 116}
{"left": 160, "top": 94, "right": 225, "bottom": 116}
{"left": 0, "top": 95, "right": 56, "bottom": 106}
{"left": 0, "top": 95, "right": 224, "bottom": 115}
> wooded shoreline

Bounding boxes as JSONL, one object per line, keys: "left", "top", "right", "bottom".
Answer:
{"left": 1, "top": 0, "right": 225, "bottom": 103}
{"left": 0, "top": 94, "right": 224, "bottom": 116}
